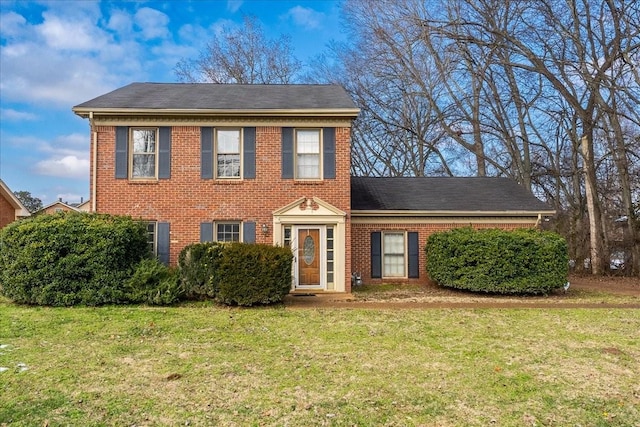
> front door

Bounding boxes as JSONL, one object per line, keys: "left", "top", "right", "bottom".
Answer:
{"left": 298, "top": 228, "right": 321, "bottom": 287}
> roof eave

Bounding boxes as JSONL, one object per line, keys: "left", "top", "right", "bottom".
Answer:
{"left": 351, "top": 209, "right": 557, "bottom": 217}
{"left": 72, "top": 107, "right": 361, "bottom": 119}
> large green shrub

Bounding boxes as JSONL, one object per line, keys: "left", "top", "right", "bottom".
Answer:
{"left": 426, "top": 227, "right": 568, "bottom": 294}
{"left": 178, "top": 242, "right": 224, "bottom": 299}
{"left": 216, "top": 243, "right": 293, "bottom": 306}
{"left": 0, "top": 212, "right": 150, "bottom": 306}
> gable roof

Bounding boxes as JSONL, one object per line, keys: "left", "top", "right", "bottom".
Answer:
{"left": 73, "top": 83, "right": 360, "bottom": 118}
{"left": 0, "top": 179, "right": 31, "bottom": 217}
{"left": 36, "top": 200, "right": 81, "bottom": 214}
{"left": 351, "top": 177, "right": 554, "bottom": 215}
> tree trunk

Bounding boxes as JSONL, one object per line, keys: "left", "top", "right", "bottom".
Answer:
{"left": 580, "top": 135, "right": 605, "bottom": 274}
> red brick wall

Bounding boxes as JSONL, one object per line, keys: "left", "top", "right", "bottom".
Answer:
{"left": 351, "top": 221, "right": 537, "bottom": 285}
{"left": 92, "top": 124, "right": 352, "bottom": 288}
{"left": 0, "top": 195, "right": 15, "bottom": 228}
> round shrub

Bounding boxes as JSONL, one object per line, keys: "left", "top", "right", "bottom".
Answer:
{"left": 216, "top": 243, "right": 293, "bottom": 306}
{"left": 425, "top": 227, "right": 568, "bottom": 294}
{"left": 178, "top": 242, "right": 224, "bottom": 299}
{"left": 0, "top": 212, "right": 150, "bottom": 306}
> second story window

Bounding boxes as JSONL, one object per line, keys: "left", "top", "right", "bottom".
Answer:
{"left": 216, "top": 129, "right": 241, "bottom": 178}
{"left": 131, "top": 128, "right": 157, "bottom": 179}
{"left": 295, "top": 129, "right": 321, "bottom": 179}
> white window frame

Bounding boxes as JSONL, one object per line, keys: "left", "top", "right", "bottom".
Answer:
{"left": 294, "top": 128, "right": 322, "bottom": 180}
{"left": 382, "top": 231, "right": 407, "bottom": 278}
{"left": 215, "top": 221, "right": 242, "bottom": 242}
{"left": 130, "top": 128, "right": 159, "bottom": 179}
{"left": 146, "top": 221, "right": 157, "bottom": 255}
{"left": 215, "top": 128, "right": 242, "bottom": 179}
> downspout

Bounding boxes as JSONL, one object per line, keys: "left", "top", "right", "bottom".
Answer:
{"left": 89, "top": 112, "right": 97, "bottom": 212}
{"left": 534, "top": 213, "right": 542, "bottom": 228}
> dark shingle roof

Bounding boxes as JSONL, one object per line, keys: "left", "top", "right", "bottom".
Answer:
{"left": 351, "top": 177, "right": 553, "bottom": 213}
{"left": 73, "top": 83, "right": 359, "bottom": 112}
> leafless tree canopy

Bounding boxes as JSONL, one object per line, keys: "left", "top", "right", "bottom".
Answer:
{"left": 176, "top": 3, "right": 640, "bottom": 275}
{"left": 175, "top": 16, "right": 302, "bottom": 84}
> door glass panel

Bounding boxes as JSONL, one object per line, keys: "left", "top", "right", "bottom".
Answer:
{"left": 303, "top": 235, "right": 315, "bottom": 265}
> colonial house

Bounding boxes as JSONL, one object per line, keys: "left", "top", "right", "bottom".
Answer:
{"left": 0, "top": 179, "right": 30, "bottom": 228}
{"left": 73, "top": 83, "right": 554, "bottom": 293}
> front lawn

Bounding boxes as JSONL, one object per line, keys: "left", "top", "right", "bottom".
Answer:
{"left": 1, "top": 299, "right": 638, "bottom": 426}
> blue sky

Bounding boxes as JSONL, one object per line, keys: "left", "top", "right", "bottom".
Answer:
{"left": 0, "top": 0, "right": 343, "bottom": 206}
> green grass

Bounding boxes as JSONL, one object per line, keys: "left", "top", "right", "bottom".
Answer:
{"left": 1, "top": 298, "right": 639, "bottom": 426}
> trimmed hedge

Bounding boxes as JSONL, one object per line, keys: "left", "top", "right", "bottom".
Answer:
{"left": 177, "top": 242, "right": 223, "bottom": 299}
{"left": 216, "top": 243, "right": 293, "bottom": 306}
{"left": 0, "top": 212, "right": 151, "bottom": 306}
{"left": 426, "top": 227, "right": 568, "bottom": 294}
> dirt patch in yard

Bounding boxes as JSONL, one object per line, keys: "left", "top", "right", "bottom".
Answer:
{"left": 283, "top": 275, "right": 640, "bottom": 309}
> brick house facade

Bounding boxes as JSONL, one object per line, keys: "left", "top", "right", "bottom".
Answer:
{"left": 74, "top": 83, "right": 554, "bottom": 292}
{"left": 74, "top": 83, "right": 358, "bottom": 293}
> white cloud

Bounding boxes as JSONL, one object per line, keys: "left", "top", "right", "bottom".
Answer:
{"left": 34, "top": 155, "right": 89, "bottom": 179}
{"left": 134, "top": 7, "right": 170, "bottom": 40}
{"left": 0, "top": 108, "right": 37, "bottom": 121}
{"left": 284, "top": 6, "right": 324, "bottom": 30}
{"left": 37, "top": 11, "right": 111, "bottom": 51}
{"left": 0, "top": 11, "right": 27, "bottom": 38}
{"left": 227, "top": 1, "right": 243, "bottom": 13}
{"left": 106, "top": 9, "right": 134, "bottom": 35}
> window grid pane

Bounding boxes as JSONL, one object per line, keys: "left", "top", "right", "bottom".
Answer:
{"left": 216, "top": 130, "right": 241, "bottom": 178}
{"left": 383, "top": 233, "right": 405, "bottom": 277}
{"left": 217, "top": 223, "right": 240, "bottom": 242}
{"left": 326, "top": 226, "right": 334, "bottom": 284}
{"left": 146, "top": 222, "right": 156, "bottom": 255}
{"left": 295, "top": 129, "right": 320, "bottom": 179}
{"left": 132, "top": 129, "right": 157, "bottom": 178}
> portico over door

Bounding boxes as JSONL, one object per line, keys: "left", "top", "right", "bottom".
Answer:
{"left": 272, "top": 197, "right": 347, "bottom": 292}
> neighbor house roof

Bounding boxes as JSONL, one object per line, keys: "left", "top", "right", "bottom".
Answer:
{"left": 351, "top": 177, "right": 555, "bottom": 216}
{"left": 73, "top": 83, "right": 360, "bottom": 118}
{"left": 0, "top": 179, "right": 31, "bottom": 218}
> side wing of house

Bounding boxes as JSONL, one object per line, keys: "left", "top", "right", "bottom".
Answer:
{"left": 0, "top": 179, "right": 30, "bottom": 228}
{"left": 350, "top": 177, "right": 556, "bottom": 285}
{"left": 73, "top": 83, "right": 359, "bottom": 293}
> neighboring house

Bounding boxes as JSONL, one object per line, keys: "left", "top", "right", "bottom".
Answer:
{"left": 351, "top": 177, "right": 555, "bottom": 284}
{"left": 0, "top": 179, "right": 30, "bottom": 228}
{"left": 35, "top": 199, "right": 81, "bottom": 215}
{"left": 75, "top": 199, "right": 91, "bottom": 212}
{"left": 73, "top": 83, "right": 554, "bottom": 292}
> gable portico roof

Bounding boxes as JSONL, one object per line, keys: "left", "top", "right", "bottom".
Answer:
{"left": 351, "top": 177, "right": 555, "bottom": 216}
{"left": 73, "top": 83, "right": 360, "bottom": 118}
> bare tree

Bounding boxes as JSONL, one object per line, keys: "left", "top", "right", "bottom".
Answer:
{"left": 175, "top": 16, "right": 302, "bottom": 84}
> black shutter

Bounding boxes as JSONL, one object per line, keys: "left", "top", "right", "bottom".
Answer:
{"left": 157, "top": 222, "right": 170, "bottom": 265}
{"left": 201, "top": 127, "right": 213, "bottom": 179}
{"left": 281, "top": 127, "right": 293, "bottom": 179}
{"left": 115, "top": 126, "right": 129, "bottom": 179}
{"left": 243, "top": 127, "right": 256, "bottom": 179}
{"left": 371, "top": 232, "right": 382, "bottom": 278}
{"left": 158, "top": 127, "right": 171, "bottom": 179}
{"left": 243, "top": 221, "right": 256, "bottom": 243}
{"left": 323, "top": 127, "right": 336, "bottom": 179}
{"left": 408, "top": 232, "right": 419, "bottom": 278}
{"left": 200, "top": 222, "right": 213, "bottom": 242}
